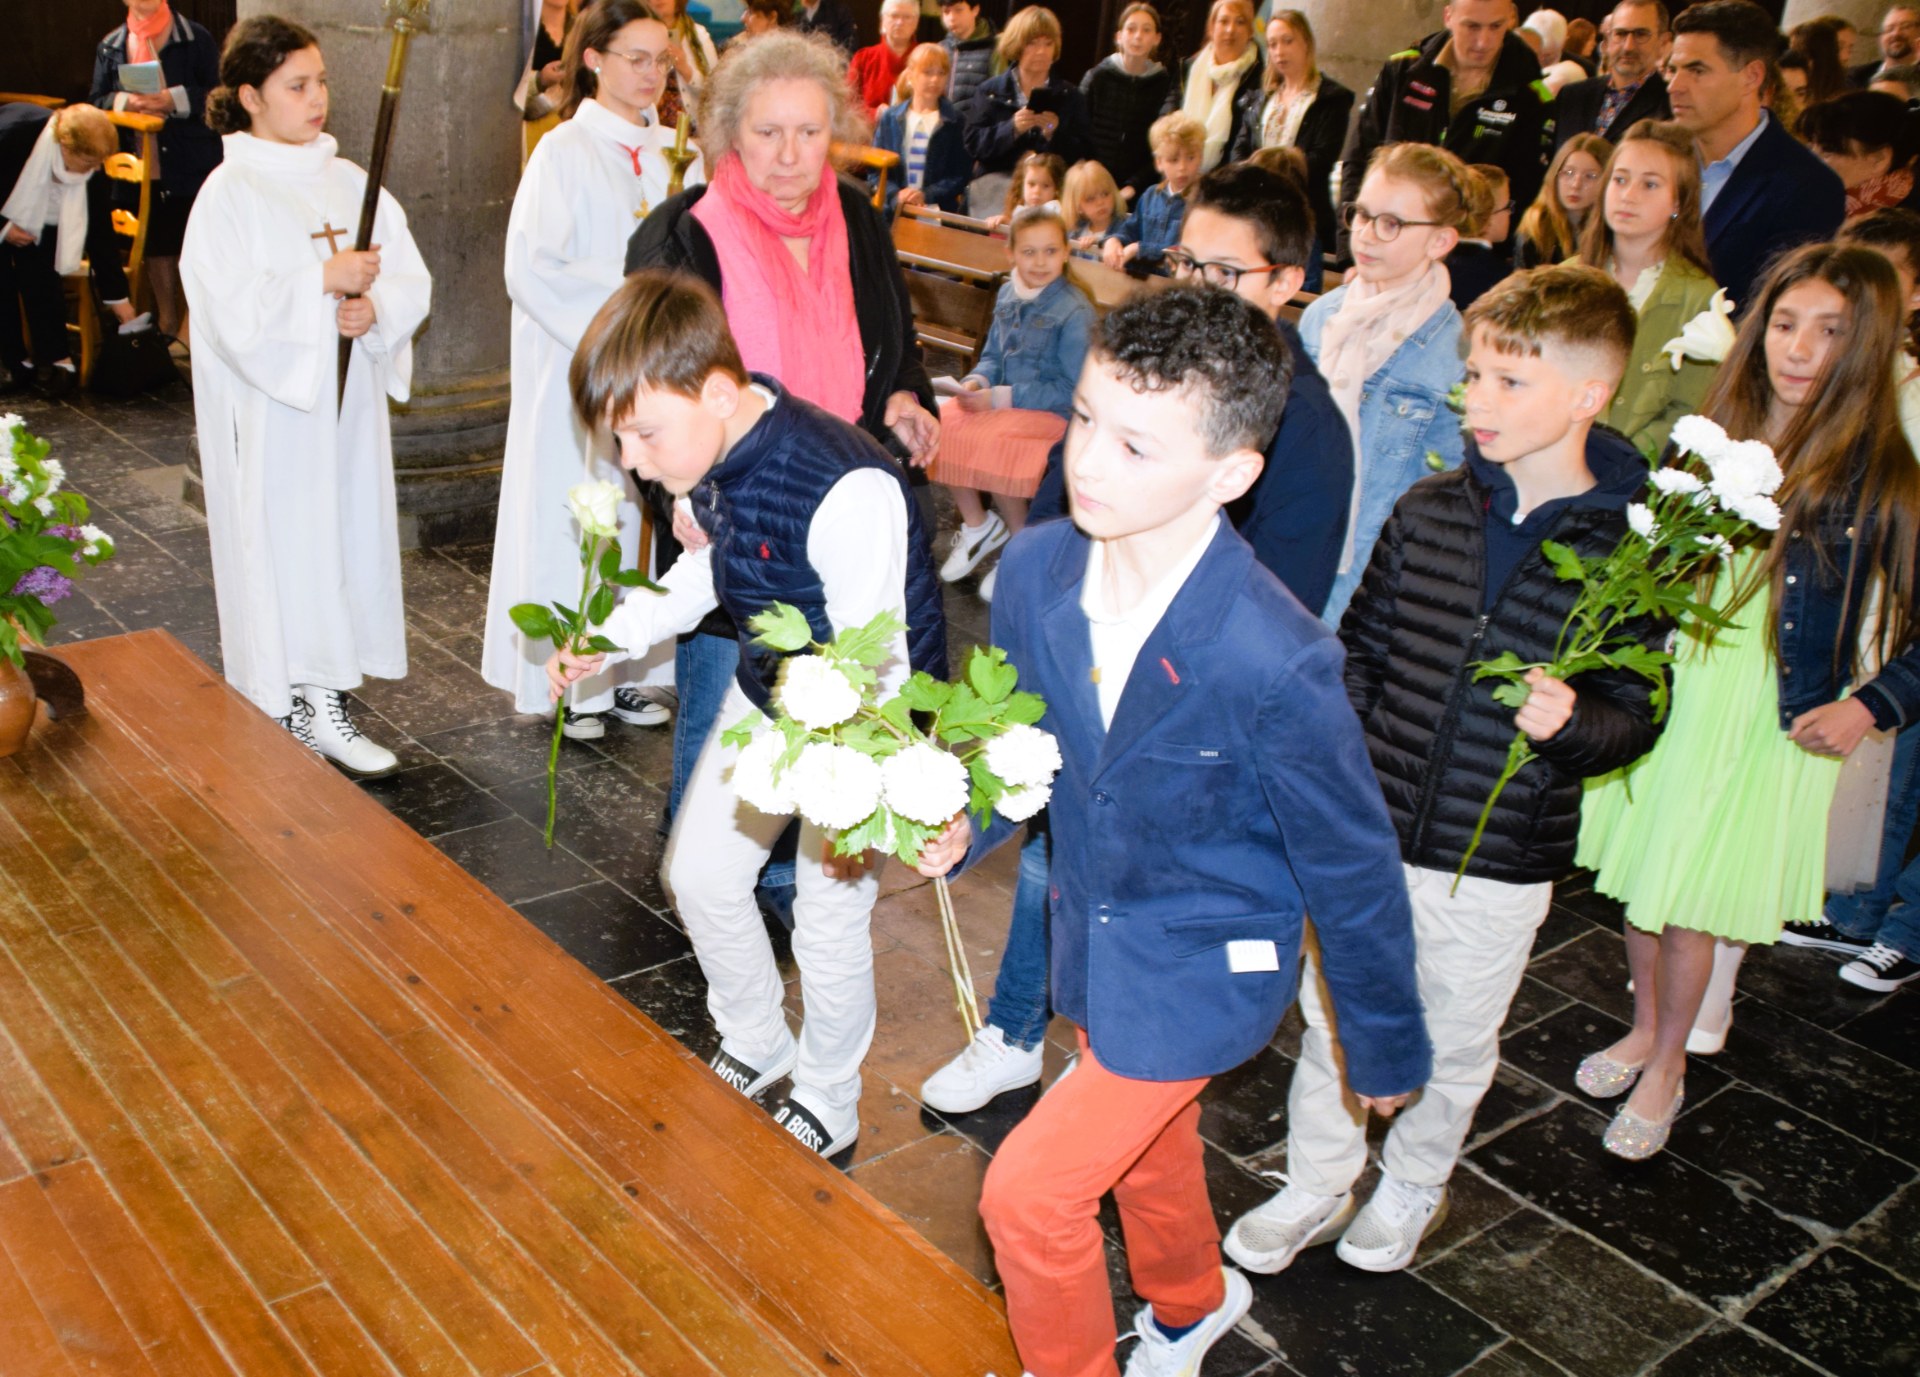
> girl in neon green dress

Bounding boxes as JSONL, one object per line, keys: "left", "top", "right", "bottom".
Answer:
{"left": 1571, "top": 244, "right": 1920, "bottom": 1161}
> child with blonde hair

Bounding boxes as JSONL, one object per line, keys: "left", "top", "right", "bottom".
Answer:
{"left": 987, "top": 150, "right": 1064, "bottom": 230}
{"left": 872, "top": 42, "right": 970, "bottom": 217}
{"left": 1516, "top": 133, "right": 1610, "bottom": 268}
{"left": 1061, "top": 158, "right": 1122, "bottom": 252}
{"left": 1101, "top": 110, "right": 1203, "bottom": 272}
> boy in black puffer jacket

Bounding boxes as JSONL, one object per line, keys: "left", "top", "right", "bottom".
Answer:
{"left": 1225, "top": 263, "right": 1668, "bottom": 1277}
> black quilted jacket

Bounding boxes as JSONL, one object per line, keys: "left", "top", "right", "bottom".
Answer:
{"left": 1338, "top": 431, "right": 1668, "bottom": 884}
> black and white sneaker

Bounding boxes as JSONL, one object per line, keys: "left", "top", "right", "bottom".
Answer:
{"left": 1839, "top": 944, "right": 1920, "bottom": 993}
{"left": 1779, "top": 917, "right": 1873, "bottom": 956}
{"left": 560, "top": 707, "right": 606, "bottom": 741}
{"left": 707, "top": 1043, "right": 796, "bottom": 1099}
{"left": 609, "top": 687, "right": 671, "bottom": 727}
{"left": 771, "top": 1096, "right": 857, "bottom": 1158}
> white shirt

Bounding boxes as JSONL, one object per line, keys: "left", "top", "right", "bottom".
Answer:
{"left": 601, "top": 389, "right": 914, "bottom": 690}
{"left": 1079, "top": 515, "right": 1220, "bottom": 729}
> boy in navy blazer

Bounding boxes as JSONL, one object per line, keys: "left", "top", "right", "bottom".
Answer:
{"left": 916, "top": 286, "right": 1428, "bottom": 1377}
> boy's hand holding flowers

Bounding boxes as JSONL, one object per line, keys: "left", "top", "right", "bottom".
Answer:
{"left": 1513, "top": 668, "right": 1576, "bottom": 742}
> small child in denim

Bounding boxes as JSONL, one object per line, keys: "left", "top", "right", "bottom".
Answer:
{"left": 1102, "top": 111, "right": 1203, "bottom": 274}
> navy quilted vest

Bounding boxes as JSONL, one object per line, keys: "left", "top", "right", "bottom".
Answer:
{"left": 689, "top": 379, "right": 948, "bottom": 707}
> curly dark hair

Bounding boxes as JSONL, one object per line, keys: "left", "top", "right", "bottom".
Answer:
{"left": 1094, "top": 284, "right": 1291, "bottom": 456}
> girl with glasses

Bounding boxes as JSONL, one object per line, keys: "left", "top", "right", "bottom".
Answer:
{"left": 1516, "top": 132, "right": 1611, "bottom": 268}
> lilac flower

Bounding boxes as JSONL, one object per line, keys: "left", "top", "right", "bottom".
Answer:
{"left": 11, "top": 565, "right": 75, "bottom": 604}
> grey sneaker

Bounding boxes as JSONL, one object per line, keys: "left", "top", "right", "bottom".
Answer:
{"left": 1335, "top": 1175, "right": 1448, "bottom": 1272}
{"left": 1223, "top": 1175, "right": 1354, "bottom": 1274}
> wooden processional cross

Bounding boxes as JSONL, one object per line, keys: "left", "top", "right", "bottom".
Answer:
{"left": 312, "top": 221, "right": 348, "bottom": 255}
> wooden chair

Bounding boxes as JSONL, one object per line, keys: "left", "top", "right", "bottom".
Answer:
{"left": 62, "top": 111, "right": 162, "bottom": 384}
{"left": 900, "top": 266, "right": 998, "bottom": 371}
{"left": 831, "top": 141, "right": 900, "bottom": 211}
{"left": 899, "top": 202, "right": 996, "bottom": 235}
{"left": 1277, "top": 289, "right": 1319, "bottom": 327}
{"left": 0, "top": 93, "right": 66, "bottom": 109}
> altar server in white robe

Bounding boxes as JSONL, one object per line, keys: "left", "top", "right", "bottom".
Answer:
{"left": 483, "top": 0, "right": 701, "bottom": 736}
{"left": 182, "top": 16, "right": 430, "bottom": 776}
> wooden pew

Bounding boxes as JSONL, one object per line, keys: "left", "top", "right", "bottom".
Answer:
{"left": 893, "top": 216, "right": 1006, "bottom": 371}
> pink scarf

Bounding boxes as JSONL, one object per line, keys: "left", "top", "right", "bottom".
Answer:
{"left": 127, "top": 3, "right": 174, "bottom": 64}
{"left": 691, "top": 152, "right": 864, "bottom": 422}
{"left": 1318, "top": 260, "right": 1453, "bottom": 573}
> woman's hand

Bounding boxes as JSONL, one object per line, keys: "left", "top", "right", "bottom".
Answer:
{"left": 913, "top": 812, "right": 971, "bottom": 877}
{"left": 896, "top": 187, "right": 925, "bottom": 209}
{"left": 546, "top": 645, "right": 608, "bottom": 702}
{"left": 125, "top": 91, "right": 173, "bottom": 116}
{"left": 336, "top": 296, "right": 377, "bottom": 339}
{"left": 1011, "top": 106, "right": 1045, "bottom": 134}
{"left": 3, "top": 224, "right": 34, "bottom": 247}
{"left": 322, "top": 246, "right": 381, "bottom": 298}
{"left": 668, "top": 38, "right": 693, "bottom": 80}
{"left": 538, "top": 58, "right": 565, "bottom": 89}
{"left": 1790, "top": 697, "right": 1877, "bottom": 757}
{"left": 885, "top": 390, "right": 940, "bottom": 467}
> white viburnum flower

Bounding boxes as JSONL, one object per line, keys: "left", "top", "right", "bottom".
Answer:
{"left": 566, "top": 479, "right": 623, "bottom": 540}
{"left": 1721, "top": 490, "right": 1782, "bottom": 532}
{"left": 1626, "top": 503, "right": 1658, "bottom": 542}
{"left": 1648, "top": 467, "right": 1704, "bottom": 497}
{"left": 1708, "top": 438, "right": 1784, "bottom": 501}
{"left": 880, "top": 742, "right": 968, "bottom": 825}
{"left": 778, "top": 654, "right": 861, "bottom": 731}
{"left": 1670, "top": 415, "right": 1730, "bottom": 463}
{"left": 788, "top": 742, "right": 883, "bottom": 831}
{"left": 982, "top": 723, "right": 1063, "bottom": 790}
{"left": 1661, "top": 288, "right": 1737, "bottom": 370}
{"left": 994, "top": 780, "right": 1052, "bottom": 823}
{"left": 730, "top": 730, "right": 796, "bottom": 815}
{"left": 31, "top": 496, "right": 53, "bottom": 517}
{"left": 40, "top": 458, "right": 64, "bottom": 494}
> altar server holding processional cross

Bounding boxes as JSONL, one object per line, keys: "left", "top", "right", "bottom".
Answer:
{"left": 483, "top": 0, "right": 703, "bottom": 735}
{"left": 182, "top": 15, "right": 431, "bottom": 775}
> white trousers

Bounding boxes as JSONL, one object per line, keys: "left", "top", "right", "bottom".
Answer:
{"left": 1287, "top": 864, "right": 1551, "bottom": 1193}
{"left": 662, "top": 683, "right": 882, "bottom": 1125}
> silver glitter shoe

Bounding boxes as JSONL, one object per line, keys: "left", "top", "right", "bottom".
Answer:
{"left": 1574, "top": 1049, "right": 1645, "bottom": 1099}
{"left": 1602, "top": 1085, "right": 1684, "bottom": 1161}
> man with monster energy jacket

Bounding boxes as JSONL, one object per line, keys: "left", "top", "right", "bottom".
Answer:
{"left": 1338, "top": 0, "right": 1555, "bottom": 257}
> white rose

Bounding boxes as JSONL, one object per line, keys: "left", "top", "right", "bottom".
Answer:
{"left": 982, "top": 723, "right": 1063, "bottom": 790}
{"left": 1626, "top": 503, "right": 1658, "bottom": 542}
{"left": 1660, "top": 289, "right": 1737, "bottom": 370}
{"left": 880, "top": 743, "right": 969, "bottom": 825}
{"left": 1670, "top": 415, "right": 1731, "bottom": 463}
{"left": 788, "top": 742, "right": 884, "bottom": 831}
{"left": 1708, "top": 438, "right": 1784, "bottom": 501}
{"left": 730, "top": 731, "right": 796, "bottom": 815}
{"left": 778, "top": 655, "right": 862, "bottom": 731}
{"left": 1648, "top": 467, "right": 1704, "bottom": 497}
{"left": 994, "top": 781, "right": 1052, "bottom": 823}
{"left": 1721, "top": 490, "right": 1781, "bottom": 532}
{"left": 566, "top": 479, "right": 624, "bottom": 540}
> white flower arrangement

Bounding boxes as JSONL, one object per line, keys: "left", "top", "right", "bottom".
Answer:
{"left": 723, "top": 602, "right": 1065, "bottom": 1036}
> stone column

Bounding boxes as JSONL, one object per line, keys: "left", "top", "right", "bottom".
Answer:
{"left": 1781, "top": 0, "right": 1884, "bottom": 40}
{"left": 238, "top": 0, "right": 520, "bottom": 547}
{"left": 1288, "top": 0, "right": 1446, "bottom": 105}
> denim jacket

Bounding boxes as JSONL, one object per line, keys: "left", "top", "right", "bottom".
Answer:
{"left": 1107, "top": 182, "right": 1189, "bottom": 267}
{"left": 967, "top": 275, "right": 1095, "bottom": 418}
{"left": 1301, "top": 286, "right": 1467, "bottom": 623}
{"left": 1775, "top": 489, "right": 1920, "bottom": 731}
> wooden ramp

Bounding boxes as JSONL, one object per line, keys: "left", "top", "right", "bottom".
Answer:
{"left": 0, "top": 630, "right": 1020, "bottom": 1377}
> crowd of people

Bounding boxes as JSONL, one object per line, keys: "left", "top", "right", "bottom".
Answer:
{"left": 7, "top": 3, "right": 1920, "bottom": 1376}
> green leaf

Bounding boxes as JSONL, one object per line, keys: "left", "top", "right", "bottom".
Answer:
{"left": 935, "top": 683, "right": 1000, "bottom": 743}
{"left": 509, "top": 603, "right": 559, "bottom": 643}
{"left": 877, "top": 691, "right": 916, "bottom": 738}
{"left": 747, "top": 602, "right": 816, "bottom": 652}
{"left": 829, "top": 610, "right": 909, "bottom": 668}
{"left": 833, "top": 807, "right": 894, "bottom": 856}
{"left": 1490, "top": 681, "right": 1532, "bottom": 709}
{"left": 1470, "top": 650, "right": 1530, "bottom": 685}
{"left": 605, "top": 568, "right": 664, "bottom": 590}
{"left": 584, "top": 634, "right": 622, "bottom": 654}
{"left": 1540, "top": 540, "right": 1586, "bottom": 583}
{"left": 598, "top": 542, "right": 623, "bottom": 584}
{"left": 966, "top": 646, "right": 1019, "bottom": 704}
{"left": 719, "top": 709, "right": 765, "bottom": 750}
{"left": 587, "top": 583, "right": 615, "bottom": 627}
{"left": 886, "top": 811, "right": 939, "bottom": 866}
{"left": 1000, "top": 691, "right": 1046, "bottom": 726}
{"left": 837, "top": 720, "right": 895, "bottom": 757}
{"left": 899, "top": 672, "right": 955, "bottom": 714}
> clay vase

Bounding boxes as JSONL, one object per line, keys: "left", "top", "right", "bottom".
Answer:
{"left": 0, "top": 658, "right": 38, "bottom": 757}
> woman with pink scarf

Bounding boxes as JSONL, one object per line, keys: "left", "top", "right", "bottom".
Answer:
{"left": 89, "top": 0, "right": 223, "bottom": 344}
{"left": 624, "top": 29, "right": 940, "bottom": 912}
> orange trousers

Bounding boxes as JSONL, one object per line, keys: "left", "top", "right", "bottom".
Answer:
{"left": 979, "top": 1030, "right": 1222, "bottom": 1377}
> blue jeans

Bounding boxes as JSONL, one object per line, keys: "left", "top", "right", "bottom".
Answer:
{"left": 1825, "top": 725, "right": 1920, "bottom": 961}
{"left": 671, "top": 631, "right": 797, "bottom": 915}
{"left": 986, "top": 825, "right": 1052, "bottom": 1051}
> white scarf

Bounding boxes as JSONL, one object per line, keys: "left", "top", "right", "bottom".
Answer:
{"left": 1317, "top": 261, "right": 1454, "bottom": 572}
{"left": 1, "top": 118, "right": 92, "bottom": 275}
{"left": 1181, "top": 44, "right": 1257, "bottom": 170}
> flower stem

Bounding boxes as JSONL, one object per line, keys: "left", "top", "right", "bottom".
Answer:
{"left": 543, "top": 706, "right": 563, "bottom": 848}
{"left": 1451, "top": 731, "right": 1536, "bottom": 894}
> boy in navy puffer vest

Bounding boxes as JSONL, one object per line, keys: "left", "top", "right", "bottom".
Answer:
{"left": 549, "top": 271, "right": 945, "bottom": 1160}
{"left": 1226, "top": 264, "right": 1667, "bottom": 1276}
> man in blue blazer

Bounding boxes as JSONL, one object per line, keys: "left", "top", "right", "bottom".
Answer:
{"left": 916, "top": 286, "right": 1428, "bottom": 1377}
{"left": 1668, "top": 1, "right": 1845, "bottom": 310}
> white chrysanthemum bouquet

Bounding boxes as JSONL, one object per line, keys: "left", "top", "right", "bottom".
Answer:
{"left": 722, "top": 602, "right": 1062, "bottom": 1034}
{"left": 1454, "top": 415, "right": 1784, "bottom": 884}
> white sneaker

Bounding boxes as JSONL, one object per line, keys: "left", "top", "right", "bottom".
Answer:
{"left": 1120, "top": 1267, "right": 1252, "bottom": 1377}
{"left": 297, "top": 687, "right": 398, "bottom": 776}
{"left": 559, "top": 707, "right": 605, "bottom": 740}
{"left": 609, "top": 687, "right": 671, "bottom": 727}
{"left": 1222, "top": 1175, "right": 1354, "bottom": 1274}
{"left": 979, "top": 563, "right": 998, "bottom": 603}
{"left": 1335, "top": 1174, "right": 1448, "bottom": 1273}
{"left": 920, "top": 1026, "right": 1044, "bottom": 1113}
{"left": 939, "top": 512, "right": 1009, "bottom": 582}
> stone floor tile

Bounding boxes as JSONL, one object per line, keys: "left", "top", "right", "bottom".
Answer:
{"left": 1744, "top": 1248, "right": 1920, "bottom": 1375}
{"left": 607, "top": 954, "right": 720, "bottom": 1063}
{"left": 848, "top": 1132, "right": 994, "bottom": 1284}
{"left": 1524, "top": 929, "right": 1632, "bottom": 1022}
{"left": 494, "top": 759, "right": 672, "bottom": 912}
{"left": 1501, "top": 1004, "right": 1730, "bottom": 1116}
{"left": 417, "top": 714, "right": 604, "bottom": 790}
{"left": 1834, "top": 987, "right": 1920, "bottom": 1074}
{"left": 1503, "top": 977, "right": 1575, "bottom": 1036}
{"left": 1420, "top": 1208, "right": 1712, "bottom": 1376}
{"left": 1846, "top": 1181, "right": 1920, "bottom": 1285}
{"left": 1467, "top": 1102, "right": 1818, "bottom": 1306}
{"left": 359, "top": 760, "right": 516, "bottom": 839}
{"left": 1468, "top": 1065, "right": 1572, "bottom": 1151}
{"left": 1200, "top": 1043, "right": 1298, "bottom": 1160}
{"left": 1452, "top": 1339, "right": 1576, "bottom": 1375}
{"left": 430, "top": 815, "right": 598, "bottom": 906}
{"left": 349, "top": 626, "right": 505, "bottom": 738}
{"left": 513, "top": 880, "right": 690, "bottom": 981}
{"left": 1531, "top": 904, "right": 1593, "bottom": 959}
{"left": 1642, "top": 1323, "right": 1824, "bottom": 1376}
{"left": 1736, "top": 943, "right": 1893, "bottom": 1032}
{"left": 1666, "top": 1086, "right": 1910, "bottom": 1232}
